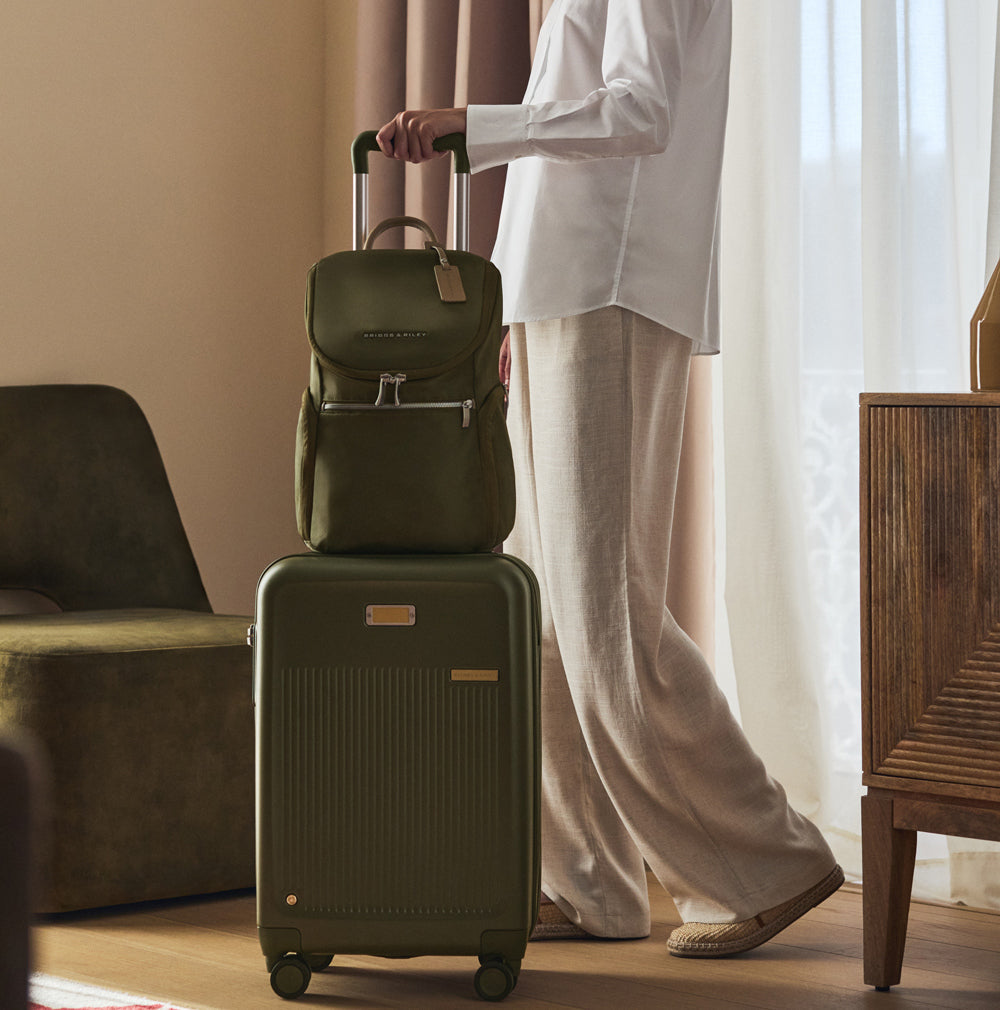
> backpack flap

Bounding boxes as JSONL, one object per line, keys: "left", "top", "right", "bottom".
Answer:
{"left": 306, "top": 248, "right": 497, "bottom": 382}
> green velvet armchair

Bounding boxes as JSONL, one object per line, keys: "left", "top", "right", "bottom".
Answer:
{"left": 0, "top": 384, "right": 254, "bottom": 912}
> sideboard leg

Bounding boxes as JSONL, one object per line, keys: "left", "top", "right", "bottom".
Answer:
{"left": 862, "top": 791, "right": 917, "bottom": 990}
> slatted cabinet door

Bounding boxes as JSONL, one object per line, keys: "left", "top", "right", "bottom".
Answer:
{"left": 860, "top": 393, "right": 1000, "bottom": 990}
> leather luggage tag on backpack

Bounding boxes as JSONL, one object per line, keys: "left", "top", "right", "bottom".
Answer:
{"left": 434, "top": 262, "right": 467, "bottom": 303}
{"left": 426, "top": 241, "right": 467, "bottom": 303}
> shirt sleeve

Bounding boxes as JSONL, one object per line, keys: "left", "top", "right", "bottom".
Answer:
{"left": 467, "top": 0, "right": 712, "bottom": 173}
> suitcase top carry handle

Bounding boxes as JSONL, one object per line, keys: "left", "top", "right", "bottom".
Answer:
{"left": 352, "top": 131, "right": 470, "bottom": 253}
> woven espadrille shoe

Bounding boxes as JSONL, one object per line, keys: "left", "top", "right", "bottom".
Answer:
{"left": 530, "top": 896, "right": 593, "bottom": 940}
{"left": 666, "top": 865, "right": 845, "bottom": 958}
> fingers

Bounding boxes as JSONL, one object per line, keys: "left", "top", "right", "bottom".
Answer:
{"left": 375, "top": 109, "right": 467, "bottom": 164}
{"left": 376, "top": 111, "right": 446, "bottom": 165}
{"left": 375, "top": 119, "right": 398, "bottom": 159}
{"left": 499, "top": 331, "right": 511, "bottom": 389}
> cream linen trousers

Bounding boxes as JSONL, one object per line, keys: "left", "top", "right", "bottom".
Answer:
{"left": 505, "top": 307, "right": 836, "bottom": 937}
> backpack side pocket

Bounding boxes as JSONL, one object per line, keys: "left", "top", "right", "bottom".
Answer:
{"left": 478, "top": 383, "right": 516, "bottom": 548}
{"left": 294, "top": 388, "right": 318, "bottom": 547}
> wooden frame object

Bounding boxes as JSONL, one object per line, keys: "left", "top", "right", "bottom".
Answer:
{"left": 860, "top": 393, "right": 1000, "bottom": 990}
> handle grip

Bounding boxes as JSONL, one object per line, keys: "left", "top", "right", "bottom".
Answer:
{"left": 351, "top": 131, "right": 470, "bottom": 174}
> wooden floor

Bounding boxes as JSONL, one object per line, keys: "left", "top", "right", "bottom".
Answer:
{"left": 33, "top": 876, "right": 1000, "bottom": 1009}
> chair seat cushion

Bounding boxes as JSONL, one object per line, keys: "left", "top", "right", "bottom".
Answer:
{"left": 0, "top": 608, "right": 250, "bottom": 654}
{"left": 0, "top": 608, "right": 254, "bottom": 912}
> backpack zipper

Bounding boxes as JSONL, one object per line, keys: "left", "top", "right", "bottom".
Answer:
{"left": 322, "top": 373, "right": 475, "bottom": 428}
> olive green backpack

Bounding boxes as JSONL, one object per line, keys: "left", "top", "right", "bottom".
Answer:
{"left": 295, "top": 188, "right": 514, "bottom": 554}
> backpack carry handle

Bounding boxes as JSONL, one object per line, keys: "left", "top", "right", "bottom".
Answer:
{"left": 352, "top": 131, "right": 470, "bottom": 253}
{"left": 362, "top": 216, "right": 440, "bottom": 250}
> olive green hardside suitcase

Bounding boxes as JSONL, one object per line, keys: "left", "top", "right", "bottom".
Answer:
{"left": 252, "top": 552, "right": 541, "bottom": 1002}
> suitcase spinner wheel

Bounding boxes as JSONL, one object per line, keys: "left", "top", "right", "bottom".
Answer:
{"left": 269, "top": 956, "right": 311, "bottom": 1000}
{"left": 267, "top": 953, "right": 336, "bottom": 999}
{"left": 475, "top": 957, "right": 517, "bottom": 1001}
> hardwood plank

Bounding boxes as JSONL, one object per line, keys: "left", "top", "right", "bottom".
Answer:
{"left": 904, "top": 913, "right": 1000, "bottom": 956}
{"left": 32, "top": 876, "right": 1000, "bottom": 1010}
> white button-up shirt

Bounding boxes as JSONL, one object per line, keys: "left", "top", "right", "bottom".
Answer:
{"left": 466, "top": 0, "right": 731, "bottom": 354}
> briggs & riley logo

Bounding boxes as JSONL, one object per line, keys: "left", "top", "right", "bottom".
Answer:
{"left": 363, "top": 330, "right": 428, "bottom": 340}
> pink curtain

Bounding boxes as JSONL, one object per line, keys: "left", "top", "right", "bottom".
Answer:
{"left": 352, "top": 0, "right": 715, "bottom": 662}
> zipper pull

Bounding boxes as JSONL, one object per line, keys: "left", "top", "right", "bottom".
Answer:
{"left": 374, "top": 373, "right": 393, "bottom": 406}
{"left": 461, "top": 399, "right": 474, "bottom": 428}
{"left": 374, "top": 373, "right": 407, "bottom": 406}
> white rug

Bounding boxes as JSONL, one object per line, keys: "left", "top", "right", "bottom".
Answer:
{"left": 29, "top": 973, "right": 193, "bottom": 1010}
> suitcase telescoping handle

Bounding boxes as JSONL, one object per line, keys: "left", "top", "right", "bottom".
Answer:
{"left": 351, "top": 131, "right": 470, "bottom": 253}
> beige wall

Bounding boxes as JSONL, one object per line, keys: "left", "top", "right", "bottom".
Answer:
{"left": 1, "top": 1, "right": 358, "bottom": 615}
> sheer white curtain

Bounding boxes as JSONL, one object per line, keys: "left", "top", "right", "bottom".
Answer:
{"left": 717, "top": 0, "right": 1000, "bottom": 907}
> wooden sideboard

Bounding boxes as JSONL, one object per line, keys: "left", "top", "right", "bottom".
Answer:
{"left": 860, "top": 393, "right": 1000, "bottom": 989}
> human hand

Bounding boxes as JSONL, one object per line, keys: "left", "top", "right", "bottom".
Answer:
{"left": 376, "top": 108, "right": 468, "bottom": 164}
{"left": 499, "top": 331, "right": 511, "bottom": 392}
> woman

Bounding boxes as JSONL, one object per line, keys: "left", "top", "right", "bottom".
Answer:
{"left": 377, "top": 0, "right": 842, "bottom": 956}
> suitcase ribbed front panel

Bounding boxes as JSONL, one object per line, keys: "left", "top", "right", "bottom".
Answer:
{"left": 269, "top": 665, "right": 503, "bottom": 918}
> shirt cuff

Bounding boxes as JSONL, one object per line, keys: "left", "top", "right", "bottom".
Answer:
{"left": 466, "top": 104, "right": 532, "bottom": 173}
